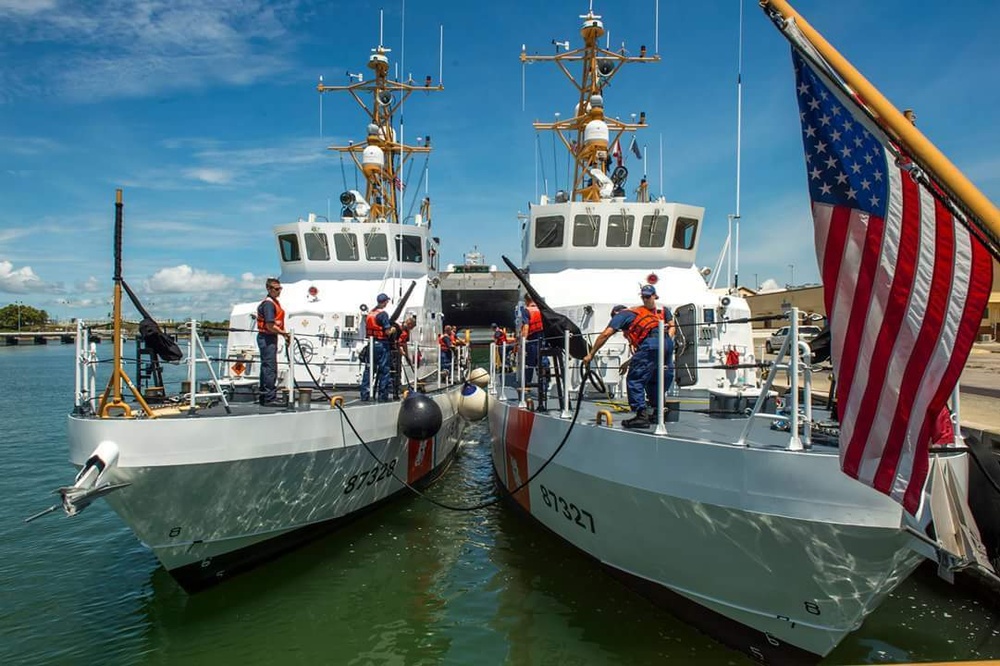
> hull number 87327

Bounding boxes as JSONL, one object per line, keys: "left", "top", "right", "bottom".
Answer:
{"left": 539, "top": 484, "right": 596, "bottom": 533}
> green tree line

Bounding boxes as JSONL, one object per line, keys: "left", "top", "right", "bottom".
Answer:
{"left": 0, "top": 303, "right": 50, "bottom": 331}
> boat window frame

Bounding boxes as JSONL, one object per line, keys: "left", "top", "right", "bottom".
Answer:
{"left": 534, "top": 215, "right": 565, "bottom": 249}
{"left": 394, "top": 234, "right": 423, "bottom": 263}
{"left": 333, "top": 232, "right": 360, "bottom": 261}
{"left": 278, "top": 233, "right": 301, "bottom": 262}
{"left": 639, "top": 214, "right": 669, "bottom": 248}
{"left": 672, "top": 216, "right": 699, "bottom": 250}
{"left": 606, "top": 213, "right": 635, "bottom": 247}
{"left": 363, "top": 232, "right": 390, "bottom": 261}
{"left": 304, "top": 231, "right": 331, "bottom": 261}
{"left": 572, "top": 214, "right": 601, "bottom": 247}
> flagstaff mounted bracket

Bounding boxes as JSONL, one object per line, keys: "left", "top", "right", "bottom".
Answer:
{"left": 97, "top": 189, "right": 157, "bottom": 419}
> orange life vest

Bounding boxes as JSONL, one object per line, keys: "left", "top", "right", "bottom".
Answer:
{"left": 438, "top": 333, "right": 451, "bottom": 352}
{"left": 256, "top": 296, "right": 285, "bottom": 334}
{"left": 526, "top": 304, "right": 543, "bottom": 336}
{"left": 623, "top": 306, "right": 665, "bottom": 350}
{"left": 398, "top": 329, "right": 410, "bottom": 346}
{"left": 366, "top": 307, "right": 388, "bottom": 340}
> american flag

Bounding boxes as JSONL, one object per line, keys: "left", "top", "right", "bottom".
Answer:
{"left": 792, "top": 49, "right": 993, "bottom": 513}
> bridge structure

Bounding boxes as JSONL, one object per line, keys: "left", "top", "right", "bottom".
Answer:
{"left": 0, "top": 331, "right": 102, "bottom": 345}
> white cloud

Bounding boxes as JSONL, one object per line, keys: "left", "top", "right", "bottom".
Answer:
{"left": 0, "top": 136, "right": 63, "bottom": 156}
{"left": 0, "top": 259, "right": 61, "bottom": 293}
{"left": 757, "top": 279, "right": 783, "bottom": 293}
{"left": 0, "top": 1, "right": 301, "bottom": 103}
{"left": 56, "top": 297, "right": 110, "bottom": 309}
{"left": 183, "top": 167, "right": 234, "bottom": 185}
{"left": 0, "top": 228, "right": 32, "bottom": 244}
{"left": 240, "top": 272, "right": 266, "bottom": 290}
{"left": 76, "top": 276, "right": 102, "bottom": 293}
{"left": 0, "top": 0, "right": 56, "bottom": 16}
{"left": 145, "top": 265, "right": 233, "bottom": 293}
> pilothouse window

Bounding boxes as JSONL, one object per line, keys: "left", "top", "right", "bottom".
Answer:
{"left": 534, "top": 216, "right": 565, "bottom": 248}
{"left": 673, "top": 216, "right": 699, "bottom": 250}
{"left": 606, "top": 214, "right": 634, "bottom": 247}
{"left": 572, "top": 214, "right": 601, "bottom": 247}
{"left": 278, "top": 234, "right": 301, "bottom": 262}
{"left": 395, "top": 234, "right": 423, "bottom": 263}
{"left": 333, "top": 233, "right": 359, "bottom": 261}
{"left": 639, "top": 215, "right": 669, "bottom": 248}
{"left": 304, "top": 232, "right": 330, "bottom": 261}
{"left": 364, "top": 232, "right": 389, "bottom": 261}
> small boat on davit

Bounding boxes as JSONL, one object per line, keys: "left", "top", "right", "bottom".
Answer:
{"left": 487, "top": 1, "right": 999, "bottom": 662}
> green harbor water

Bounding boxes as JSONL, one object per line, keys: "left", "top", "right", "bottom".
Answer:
{"left": 3, "top": 344, "right": 1000, "bottom": 665}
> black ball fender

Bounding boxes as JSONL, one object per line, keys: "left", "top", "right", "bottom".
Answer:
{"left": 398, "top": 392, "right": 443, "bottom": 440}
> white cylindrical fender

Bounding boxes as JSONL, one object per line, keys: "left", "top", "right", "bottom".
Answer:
{"left": 468, "top": 367, "right": 489, "bottom": 388}
{"left": 458, "top": 383, "right": 488, "bottom": 421}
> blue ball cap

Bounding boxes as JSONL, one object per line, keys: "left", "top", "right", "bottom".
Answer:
{"left": 376, "top": 293, "right": 390, "bottom": 303}
{"left": 640, "top": 284, "right": 658, "bottom": 298}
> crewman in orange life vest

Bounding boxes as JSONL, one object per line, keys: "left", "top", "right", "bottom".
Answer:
{"left": 518, "top": 293, "right": 549, "bottom": 405}
{"left": 361, "top": 293, "right": 393, "bottom": 401}
{"left": 256, "top": 277, "right": 290, "bottom": 406}
{"left": 583, "top": 284, "right": 675, "bottom": 428}
{"left": 492, "top": 322, "right": 512, "bottom": 370}
{"left": 438, "top": 325, "right": 455, "bottom": 381}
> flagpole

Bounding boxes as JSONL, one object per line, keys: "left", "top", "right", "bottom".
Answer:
{"left": 761, "top": 0, "right": 1000, "bottom": 251}
{"left": 733, "top": 0, "right": 744, "bottom": 291}
{"left": 658, "top": 133, "right": 663, "bottom": 198}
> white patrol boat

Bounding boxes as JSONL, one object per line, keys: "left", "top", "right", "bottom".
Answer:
{"left": 487, "top": 3, "right": 999, "bottom": 663}
{"left": 43, "top": 26, "right": 470, "bottom": 592}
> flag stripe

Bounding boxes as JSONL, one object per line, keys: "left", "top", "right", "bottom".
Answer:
{"left": 903, "top": 221, "right": 992, "bottom": 510}
{"left": 834, "top": 209, "right": 885, "bottom": 477}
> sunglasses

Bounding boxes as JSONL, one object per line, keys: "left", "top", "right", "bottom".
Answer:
{"left": 269, "top": 286, "right": 282, "bottom": 291}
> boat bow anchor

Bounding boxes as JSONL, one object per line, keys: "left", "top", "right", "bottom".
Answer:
{"left": 25, "top": 441, "right": 129, "bottom": 523}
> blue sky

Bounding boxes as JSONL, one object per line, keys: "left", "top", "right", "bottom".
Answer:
{"left": 1, "top": 0, "right": 997, "bottom": 321}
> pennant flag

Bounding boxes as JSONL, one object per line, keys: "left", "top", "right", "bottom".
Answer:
{"left": 789, "top": 43, "right": 992, "bottom": 513}
{"left": 629, "top": 135, "right": 642, "bottom": 160}
{"left": 393, "top": 175, "right": 405, "bottom": 191}
{"left": 611, "top": 139, "right": 623, "bottom": 167}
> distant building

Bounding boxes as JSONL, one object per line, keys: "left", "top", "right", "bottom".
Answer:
{"left": 744, "top": 285, "right": 826, "bottom": 329}
{"left": 743, "top": 258, "right": 999, "bottom": 341}
{"left": 985, "top": 258, "right": 1000, "bottom": 341}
